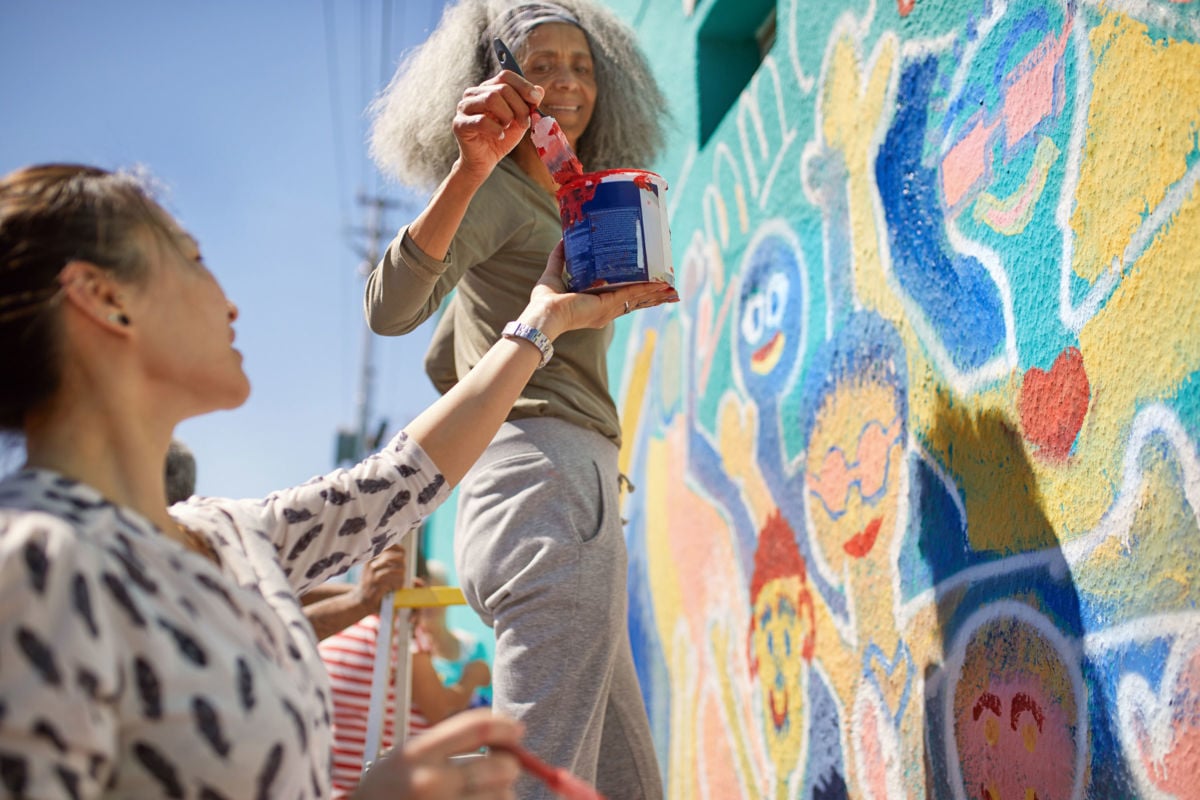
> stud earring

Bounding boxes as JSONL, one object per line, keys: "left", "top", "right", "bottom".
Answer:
{"left": 109, "top": 312, "right": 130, "bottom": 326}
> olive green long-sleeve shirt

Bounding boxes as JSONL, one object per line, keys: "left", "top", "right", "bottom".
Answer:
{"left": 364, "top": 158, "right": 621, "bottom": 446}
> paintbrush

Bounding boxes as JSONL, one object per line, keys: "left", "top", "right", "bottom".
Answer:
{"left": 493, "top": 37, "right": 585, "bottom": 186}
{"left": 492, "top": 744, "right": 608, "bottom": 800}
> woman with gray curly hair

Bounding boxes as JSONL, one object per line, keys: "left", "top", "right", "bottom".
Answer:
{"left": 362, "top": 2, "right": 673, "bottom": 798}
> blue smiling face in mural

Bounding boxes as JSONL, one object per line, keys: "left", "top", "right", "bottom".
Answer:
{"left": 733, "top": 222, "right": 808, "bottom": 407}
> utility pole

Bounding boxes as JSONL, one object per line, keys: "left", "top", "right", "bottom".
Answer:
{"left": 334, "top": 191, "right": 406, "bottom": 467}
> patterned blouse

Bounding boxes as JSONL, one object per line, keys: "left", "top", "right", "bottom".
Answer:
{"left": 0, "top": 432, "right": 447, "bottom": 799}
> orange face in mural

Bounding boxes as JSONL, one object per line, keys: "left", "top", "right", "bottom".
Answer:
{"left": 749, "top": 511, "right": 816, "bottom": 779}
{"left": 805, "top": 379, "right": 905, "bottom": 579}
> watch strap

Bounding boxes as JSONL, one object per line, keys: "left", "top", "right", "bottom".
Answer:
{"left": 501, "top": 320, "right": 554, "bottom": 368}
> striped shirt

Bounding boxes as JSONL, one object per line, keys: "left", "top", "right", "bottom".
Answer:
{"left": 318, "top": 614, "right": 430, "bottom": 799}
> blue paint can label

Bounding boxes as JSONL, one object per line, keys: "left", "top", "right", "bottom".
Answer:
{"left": 557, "top": 169, "right": 674, "bottom": 293}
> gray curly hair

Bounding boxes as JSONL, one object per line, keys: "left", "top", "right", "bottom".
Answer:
{"left": 369, "top": 0, "right": 667, "bottom": 190}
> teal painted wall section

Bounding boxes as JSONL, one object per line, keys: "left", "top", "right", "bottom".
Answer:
{"left": 605, "top": 0, "right": 1200, "bottom": 797}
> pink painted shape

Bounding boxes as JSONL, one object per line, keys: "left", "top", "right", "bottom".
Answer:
{"left": 1136, "top": 644, "right": 1200, "bottom": 798}
{"left": 978, "top": 153, "right": 1049, "bottom": 231}
{"left": 856, "top": 694, "right": 892, "bottom": 799}
{"left": 941, "top": 116, "right": 999, "bottom": 210}
{"left": 1003, "top": 19, "right": 1072, "bottom": 150}
{"left": 957, "top": 677, "right": 1077, "bottom": 800}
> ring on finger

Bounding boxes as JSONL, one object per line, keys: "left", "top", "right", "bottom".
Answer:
{"left": 623, "top": 300, "right": 631, "bottom": 314}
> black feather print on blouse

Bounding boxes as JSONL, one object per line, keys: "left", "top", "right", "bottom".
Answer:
{"left": 320, "top": 486, "right": 352, "bottom": 505}
{"left": 199, "top": 785, "right": 233, "bottom": 800}
{"left": 304, "top": 552, "right": 349, "bottom": 580}
{"left": 156, "top": 618, "right": 207, "bottom": 666}
{"left": 17, "top": 626, "right": 60, "bottom": 685}
{"left": 236, "top": 656, "right": 256, "bottom": 712}
{"left": 108, "top": 547, "right": 159, "bottom": 594}
{"left": 378, "top": 491, "right": 412, "bottom": 528}
{"left": 286, "top": 524, "right": 324, "bottom": 561}
{"left": 23, "top": 539, "right": 49, "bottom": 593}
{"left": 0, "top": 754, "right": 27, "bottom": 793}
{"left": 255, "top": 742, "right": 284, "bottom": 800}
{"left": 76, "top": 666, "right": 102, "bottom": 700}
{"left": 194, "top": 572, "right": 244, "bottom": 618}
{"left": 134, "top": 657, "right": 162, "bottom": 719}
{"left": 418, "top": 475, "right": 446, "bottom": 505}
{"left": 72, "top": 573, "right": 99, "bottom": 638}
{"left": 354, "top": 477, "right": 393, "bottom": 494}
{"left": 281, "top": 698, "right": 308, "bottom": 749}
{"left": 54, "top": 764, "right": 81, "bottom": 800}
{"left": 133, "top": 741, "right": 184, "bottom": 798}
{"left": 336, "top": 517, "right": 367, "bottom": 537}
{"left": 282, "top": 507, "right": 315, "bottom": 524}
{"left": 193, "top": 696, "right": 232, "bottom": 757}
{"left": 33, "top": 717, "right": 68, "bottom": 752}
{"left": 101, "top": 572, "right": 146, "bottom": 627}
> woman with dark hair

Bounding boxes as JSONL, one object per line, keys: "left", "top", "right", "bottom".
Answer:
{"left": 0, "top": 162, "right": 668, "bottom": 798}
{"left": 364, "top": 1, "right": 673, "bottom": 796}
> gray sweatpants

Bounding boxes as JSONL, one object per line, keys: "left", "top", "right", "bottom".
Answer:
{"left": 454, "top": 417, "right": 662, "bottom": 800}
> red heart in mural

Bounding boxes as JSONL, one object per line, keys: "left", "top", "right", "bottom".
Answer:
{"left": 1018, "top": 347, "right": 1090, "bottom": 461}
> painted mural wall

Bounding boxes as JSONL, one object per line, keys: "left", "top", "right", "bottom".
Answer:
{"left": 603, "top": 0, "right": 1200, "bottom": 797}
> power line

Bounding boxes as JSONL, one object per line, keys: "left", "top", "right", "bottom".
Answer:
{"left": 321, "top": 0, "right": 351, "bottom": 230}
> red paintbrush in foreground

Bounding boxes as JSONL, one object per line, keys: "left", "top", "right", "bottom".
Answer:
{"left": 493, "top": 744, "right": 608, "bottom": 800}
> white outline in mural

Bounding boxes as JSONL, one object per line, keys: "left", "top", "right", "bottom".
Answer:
{"left": 942, "top": 601, "right": 1089, "bottom": 800}
{"left": 1079, "top": 0, "right": 1200, "bottom": 38}
{"left": 1062, "top": 403, "right": 1200, "bottom": 564}
{"left": 1115, "top": 629, "right": 1200, "bottom": 800}
{"left": 737, "top": 57, "right": 800, "bottom": 209}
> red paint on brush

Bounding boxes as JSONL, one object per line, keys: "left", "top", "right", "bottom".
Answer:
{"left": 494, "top": 744, "right": 608, "bottom": 800}
{"left": 530, "top": 112, "right": 584, "bottom": 185}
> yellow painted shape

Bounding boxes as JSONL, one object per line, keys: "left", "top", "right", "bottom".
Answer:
{"left": 391, "top": 586, "right": 466, "bottom": 608}
{"left": 716, "top": 393, "right": 775, "bottom": 528}
{"left": 710, "top": 618, "right": 768, "bottom": 799}
{"left": 1059, "top": 155, "right": 1200, "bottom": 534}
{"left": 1071, "top": 444, "right": 1200, "bottom": 620}
{"left": 618, "top": 327, "right": 658, "bottom": 504}
{"left": 974, "top": 136, "right": 1061, "bottom": 235}
{"left": 1070, "top": 13, "right": 1200, "bottom": 282}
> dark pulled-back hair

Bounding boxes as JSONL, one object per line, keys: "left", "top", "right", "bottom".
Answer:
{"left": 0, "top": 163, "right": 164, "bottom": 430}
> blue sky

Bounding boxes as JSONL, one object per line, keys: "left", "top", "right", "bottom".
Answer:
{"left": 1, "top": 1, "right": 450, "bottom": 499}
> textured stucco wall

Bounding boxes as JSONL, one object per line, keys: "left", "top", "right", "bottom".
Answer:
{"left": 603, "top": 0, "right": 1200, "bottom": 797}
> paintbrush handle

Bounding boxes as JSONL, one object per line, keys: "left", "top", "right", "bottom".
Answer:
{"left": 491, "top": 745, "right": 607, "bottom": 800}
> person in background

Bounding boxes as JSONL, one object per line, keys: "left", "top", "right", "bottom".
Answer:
{"left": 416, "top": 559, "right": 491, "bottom": 709}
{"left": 365, "top": 1, "right": 672, "bottom": 796}
{"left": 0, "top": 162, "right": 668, "bottom": 798}
{"left": 164, "top": 437, "right": 196, "bottom": 505}
{"left": 316, "top": 548, "right": 493, "bottom": 798}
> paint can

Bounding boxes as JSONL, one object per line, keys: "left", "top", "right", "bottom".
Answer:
{"left": 557, "top": 168, "right": 674, "bottom": 293}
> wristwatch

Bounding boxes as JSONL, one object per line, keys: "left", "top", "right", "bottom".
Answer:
{"left": 501, "top": 321, "right": 554, "bottom": 369}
